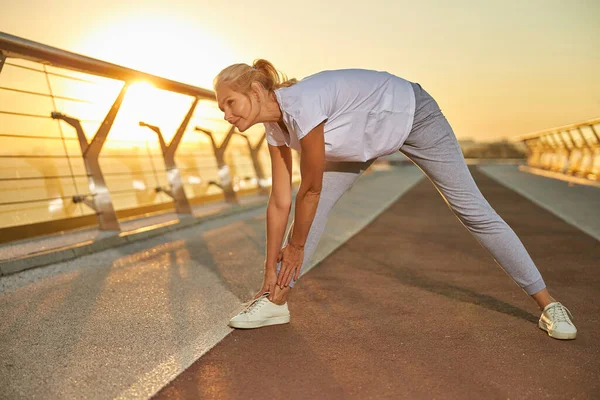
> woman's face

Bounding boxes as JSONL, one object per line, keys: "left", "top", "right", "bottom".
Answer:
{"left": 216, "top": 84, "right": 259, "bottom": 132}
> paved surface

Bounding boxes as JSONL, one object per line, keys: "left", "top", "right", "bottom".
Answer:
{"left": 479, "top": 164, "right": 600, "bottom": 241}
{"left": 153, "top": 168, "right": 600, "bottom": 400}
{"left": 0, "top": 164, "right": 425, "bottom": 400}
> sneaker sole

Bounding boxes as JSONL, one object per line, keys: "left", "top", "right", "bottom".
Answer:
{"left": 538, "top": 320, "right": 577, "bottom": 340}
{"left": 229, "top": 315, "right": 290, "bottom": 329}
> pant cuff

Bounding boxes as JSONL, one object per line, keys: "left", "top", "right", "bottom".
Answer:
{"left": 523, "top": 277, "right": 546, "bottom": 295}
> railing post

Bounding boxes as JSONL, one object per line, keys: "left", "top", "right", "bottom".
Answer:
{"left": 567, "top": 128, "right": 586, "bottom": 176}
{"left": 516, "top": 118, "right": 600, "bottom": 184}
{"left": 591, "top": 125, "right": 600, "bottom": 179}
{"left": 50, "top": 83, "right": 130, "bottom": 231}
{"left": 195, "top": 125, "right": 238, "bottom": 204}
{"left": 138, "top": 97, "right": 198, "bottom": 215}
{"left": 540, "top": 135, "right": 556, "bottom": 170}
{"left": 552, "top": 131, "right": 570, "bottom": 173}
{"left": 562, "top": 130, "right": 577, "bottom": 175}
{"left": 589, "top": 124, "right": 600, "bottom": 142}
{"left": 0, "top": 52, "right": 5, "bottom": 74}
{"left": 576, "top": 127, "right": 597, "bottom": 178}
{"left": 233, "top": 131, "right": 269, "bottom": 195}
{"left": 524, "top": 138, "right": 539, "bottom": 167}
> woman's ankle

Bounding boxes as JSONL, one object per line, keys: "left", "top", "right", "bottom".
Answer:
{"left": 531, "top": 288, "right": 556, "bottom": 310}
{"left": 271, "top": 285, "right": 291, "bottom": 305}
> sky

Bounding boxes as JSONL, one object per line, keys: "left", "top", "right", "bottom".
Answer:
{"left": 1, "top": 0, "right": 599, "bottom": 142}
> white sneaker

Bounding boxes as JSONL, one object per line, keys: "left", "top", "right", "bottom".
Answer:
{"left": 538, "top": 302, "right": 577, "bottom": 340}
{"left": 229, "top": 292, "right": 290, "bottom": 329}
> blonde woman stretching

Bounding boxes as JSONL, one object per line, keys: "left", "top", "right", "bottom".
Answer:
{"left": 214, "top": 59, "right": 577, "bottom": 340}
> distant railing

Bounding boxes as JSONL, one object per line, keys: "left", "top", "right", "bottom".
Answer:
{"left": 0, "top": 32, "right": 300, "bottom": 243}
{"left": 514, "top": 118, "right": 600, "bottom": 185}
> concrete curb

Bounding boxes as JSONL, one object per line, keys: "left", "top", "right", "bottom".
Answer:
{"left": 0, "top": 200, "right": 268, "bottom": 276}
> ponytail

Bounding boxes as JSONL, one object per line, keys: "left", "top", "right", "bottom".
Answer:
{"left": 213, "top": 59, "right": 297, "bottom": 94}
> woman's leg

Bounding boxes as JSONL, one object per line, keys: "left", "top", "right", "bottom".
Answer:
{"left": 272, "top": 160, "right": 374, "bottom": 304}
{"left": 400, "top": 83, "right": 548, "bottom": 304}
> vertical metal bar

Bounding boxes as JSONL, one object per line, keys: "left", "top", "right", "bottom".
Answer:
{"left": 195, "top": 126, "right": 238, "bottom": 204}
{"left": 523, "top": 139, "right": 538, "bottom": 167}
{"left": 163, "top": 98, "right": 198, "bottom": 213}
{"left": 86, "top": 84, "right": 129, "bottom": 156}
{"left": 146, "top": 139, "right": 161, "bottom": 189}
{"left": 539, "top": 136, "right": 552, "bottom": 169}
{"left": 551, "top": 132, "right": 569, "bottom": 173}
{"left": 235, "top": 132, "right": 269, "bottom": 195}
{"left": 576, "top": 127, "right": 592, "bottom": 148}
{"left": 574, "top": 127, "right": 593, "bottom": 178}
{"left": 533, "top": 137, "right": 545, "bottom": 168}
{"left": 590, "top": 125, "right": 600, "bottom": 180}
{"left": 565, "top": 129, "right": 582, "bottom": 175}
{"left": 251, "top": 132, "right": 269, "bottom": 194}
{"left": 54, "top": 84, "right": 129, "bottom": 230}
{"left": 43, "top": 65, "right": 83, "bottom": 217}
{"left": 139, "top": 97, "right": 198, "bottom": 214}
{"left": 165, "top": 98, "right": 199, "bottom": 160}
{"left": 0, "top": 52, "right": 6, "bottom": 74}
{"left": 589, "top": 124, "right": 600, "bottom": 143}
{"left": 215, "top": 126, "right": 238, "bottom": 203}
{"left": 542, "top": 134, "right": 557, "bottom": 170}
{"left": 81, "top": 84, "right": 129, "bottom": 230}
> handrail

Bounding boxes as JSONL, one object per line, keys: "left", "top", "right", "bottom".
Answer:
{"left": 513, "top": 117, "right": 600, "bottom": 185}
{"left": 0, "top": 31, "right": 215, "bottom": 99}
{"left": 0, "top": 32, "right": 299, "bottom": 243}
{"left": 513, "top": 117, "right": 600, "bottom": 142}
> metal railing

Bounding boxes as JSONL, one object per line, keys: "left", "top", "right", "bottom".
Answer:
{"left": 514, "top": 118, "right": 600, "bottom": 184}
{"left": 0, "top": 32, "right": 300, "bottom": 243}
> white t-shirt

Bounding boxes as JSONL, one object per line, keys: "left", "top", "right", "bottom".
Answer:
{"left": 264, "top": 69, "right": 416, "bottom": 162}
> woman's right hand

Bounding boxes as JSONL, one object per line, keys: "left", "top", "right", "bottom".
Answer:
{"left": 253, "top": 268, "right": 278, "bottom": 301}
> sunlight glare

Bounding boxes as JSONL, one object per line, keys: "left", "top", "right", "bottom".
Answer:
{"left": 76, "top": 12, "right": 235, "bottom": 90}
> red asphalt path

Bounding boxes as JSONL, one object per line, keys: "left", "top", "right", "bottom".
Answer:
{"left": 153, "top": 168, "right": 600, "bottom": 400}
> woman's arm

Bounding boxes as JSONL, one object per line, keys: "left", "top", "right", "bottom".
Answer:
{"left": 277, "top": 122, "right": 325, "bottom": 287}
{"left": 265, "top": 143, "right": 293, "bottom": 274}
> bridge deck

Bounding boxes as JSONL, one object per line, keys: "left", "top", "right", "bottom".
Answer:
{"left": 1, "top": 164, "right": 598, "bottom": 400}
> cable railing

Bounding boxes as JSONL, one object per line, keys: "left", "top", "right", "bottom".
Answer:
{"left": 514, "top": 118, "right": 600, "bottom": 185}
{"left": 0, "top": 32, "right": 301, "bottom": 243}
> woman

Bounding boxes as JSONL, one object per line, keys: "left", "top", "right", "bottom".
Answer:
{"left": 214, "top": 59, "right": 577, "bottom": 340}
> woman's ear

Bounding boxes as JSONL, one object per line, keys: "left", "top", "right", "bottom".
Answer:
{"left": 250, "top": 81, "right": 265, "bottom": 103}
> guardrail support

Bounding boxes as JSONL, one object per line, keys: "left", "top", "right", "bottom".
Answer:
{"left": 233, "top": 131, "right": 269, "bottom": 195}
{"left": 567, "top": 128, "right": 588, "bottom": 177}
{"left": 516, "top": 118, "right": 600, "bottom": 185}
{"left": 50, "top": 83, "right": 129, "bottom": 231}
{"left": 138, "top": 97, "right": 198, "bottom": 215}
{"left": 194, "top": 125, "right": 238, "bottom": 204}
{"left": 590, "top": 125, "right": 600, "bottom": 143}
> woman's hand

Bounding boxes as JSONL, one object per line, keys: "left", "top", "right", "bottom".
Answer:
{"left": 254, "top": 268, "right": 278, "bottom": 301}
{"left": 277, "top": 243, "right": 304, "bottom": 287}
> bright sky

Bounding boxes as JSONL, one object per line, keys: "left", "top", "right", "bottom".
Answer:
{"left": 2, "top": 0, "right": 599, "bottom": 141}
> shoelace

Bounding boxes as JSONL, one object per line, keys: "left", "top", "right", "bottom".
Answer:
{"left": 241, "top": 294, "right": 269, "bottom": 315}
{"left": 547, "top": 303, "right": 574, "bottom": 325}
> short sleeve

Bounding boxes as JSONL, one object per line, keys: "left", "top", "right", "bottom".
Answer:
{"left": 289, "top": 95, "right": 328, "bottom": 140}
{"left": 275, "top": 85, "right": 329, "bottom": 141}
{"left": 264, "top": 123, "right": 286, "bottom": 146}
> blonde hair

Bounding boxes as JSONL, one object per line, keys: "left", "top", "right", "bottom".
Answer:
{"left": 213, "top": 59, "right": 297, "bottom": 94}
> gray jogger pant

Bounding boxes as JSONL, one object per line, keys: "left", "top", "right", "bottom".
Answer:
{"left": 278, "top": 82, "right": 546, "bottom": 295}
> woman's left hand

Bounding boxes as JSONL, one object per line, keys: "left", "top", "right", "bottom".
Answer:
{"left": 277, "top": 243, "right": 304, "bottom": 287}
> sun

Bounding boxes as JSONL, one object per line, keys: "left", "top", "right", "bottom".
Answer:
{"left": 66, "top": 12, "right": 240, "bottom": 148}
{"left": 75, "top": 11, "right": 235, "bottom": 90}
